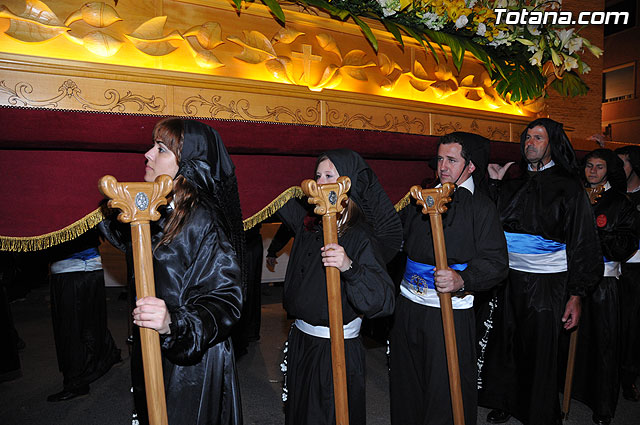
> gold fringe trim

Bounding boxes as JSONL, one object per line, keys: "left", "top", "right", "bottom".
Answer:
{"left": 0, "top": 208, "right": 105, "bottom": 252}
{"left": 394, "top": 191, "right": 412, "bottom": 212}
{"left": 243, "top": 186, "right": 305, "bottom": 231}
{"left": 4, "top": 186, "right": 411, "bottom": 251}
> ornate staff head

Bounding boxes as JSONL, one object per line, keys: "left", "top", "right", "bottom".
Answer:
{"left": 410, "top": 182, "right": 455, "bottom": 216}
{"left": 585, "top": 185, "right": 604, "bottom": 205}
{"left": 99, "top": 175, "right": 173, "bottom": 224}
{"left": 301, "top": 176, "right": 351, "bottom": 216}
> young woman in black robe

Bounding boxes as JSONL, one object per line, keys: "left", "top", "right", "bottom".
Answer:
{"left": 102, "top": 118, "right": 245, "bottom": 425}
{"left": 277, "top": 149, "right": 401, "bottom": 425}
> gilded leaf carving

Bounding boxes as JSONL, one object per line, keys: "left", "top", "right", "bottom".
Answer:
{"left": 184, "top": 22, "right": 223, "bottom": 50}
{"left": 377, "top": 53, "right": 401, "bottom": 76}
{"left": 65, "top": 2, "right": 122, "bottom": 28}
{"left": 265, "top": 57, "right": 296, "bottom": 84}
{"left": 0, "top": 2, "right": 67, "bottom": 43}
{"left": 310, "top": 64, "right": 341, "bottom": 91}
{"left": 82, "top": 31, "right": 124, "bottom": 57}
{"left": 408, "top": 61, "right": 435, "bottom": 92}
{"left": 341, "top": 50, "right": 375, "bottom": 81}
{"left": 430, "top": 80, "right": 458, "bottom": 99}
{"left": 193, "top": 49, "right": 224, "bottom": 69}
{"left": 124, "top": 16, "right": 183, "bottom": 56}
{"left": 228, "top": 31, "right": 277, "bottom": 64}
{"left": 316, "top": 33, "right": 341, "bottom": 62}
{"left": 271, "top": 27, "right": 304, "bottom": 44}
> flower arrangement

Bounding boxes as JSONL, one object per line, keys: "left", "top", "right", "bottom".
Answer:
{"left": 231, "top": 0, "right": 602, "bottom": 103}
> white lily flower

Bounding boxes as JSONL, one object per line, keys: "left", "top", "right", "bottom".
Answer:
{"left": 476, "top": 22, "right": 487, "bottom": 36}
{"left": 455, "top": 15, "right": 469, "bottom": 29}
{"left": 567, "top": 37, "right": 583, "bottom": 55}
{"left": 529, "top": 49, "right": 543, "bottom": 66}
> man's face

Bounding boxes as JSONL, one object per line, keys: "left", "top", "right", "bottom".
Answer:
{"left": 618, "top": 153, "right": 633, "bottom": 180}
{"left": 437, "top": 142, "right": 475, "bottom": 185}
{"left": 585, "top": 157, "right": 608, "bottom": 187}
{"left": 524, "top": 125, "right": 552, "bottom": 165}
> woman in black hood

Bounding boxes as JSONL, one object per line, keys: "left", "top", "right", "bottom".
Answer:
{"left": 128, "top": 118, "right": 245, "bottom": 425}
{"left": 277, "top": 149, "right": 401, "bottom": 425}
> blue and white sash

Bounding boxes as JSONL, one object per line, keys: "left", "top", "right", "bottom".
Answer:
{"left": 505, "top": 231, "right": 567, "bottom": 273}
{"left": 51, "top": 247, "right": 102, "bottom": 274}
{"left": 400, "top": 257, "right": 473, "bottom": 309}
{"left": 603, "top": 256, "right": 621, "bottom": 278}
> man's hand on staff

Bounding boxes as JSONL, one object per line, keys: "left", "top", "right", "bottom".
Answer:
{"left": 321, "top": 243, "right": 353, "bottom": 272}
{"left": 133, "top": 296, "right": 172, "bottom": 335}
{"left": 434, "top": 268, "right": 465, "bottom": 293}
{"left": 488, "top": 162, "right": 515, "bottom": 180}
{"left": 562, "top": 295, "right": 581, "bottom": 330}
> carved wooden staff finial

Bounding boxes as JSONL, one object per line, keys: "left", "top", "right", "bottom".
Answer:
{"left": 301, "top": 176, "right": 351, "bottom": 425}
{"left": 99, "top": 174, "right": 172, "bottom": 425}
{"left": 586, "top": 184, "right": 605, "bottom": 205}
{"left": 410, "top": 182, "right": 465, "bottom": 425}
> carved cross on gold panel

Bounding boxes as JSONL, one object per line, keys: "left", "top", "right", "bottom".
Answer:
{"left": 292, "top": 44, "right": 323, "bottom": 85}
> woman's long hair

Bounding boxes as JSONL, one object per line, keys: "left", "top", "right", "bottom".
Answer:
{"left": 152, "top": 118, "right": 198, "bottom": 247}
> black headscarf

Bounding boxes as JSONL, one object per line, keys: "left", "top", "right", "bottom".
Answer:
{"left": 520, "top": 118, "right": 579, "bottom": 176}
{"left": 615, "top": 145, "right": 640, "bottom": 178}
{"left": 322, "top": 149, "right": 402, "bottom": 263}
{"left": 177, "top": 120, "right": 247, "bottom": 289}
{"left": 583, "top": 148, "right": 627, "bottom": 192}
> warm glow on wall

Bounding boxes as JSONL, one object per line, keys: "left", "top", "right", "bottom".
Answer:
{"left": 0, "top": 0, "right": 537, "bottom": 117}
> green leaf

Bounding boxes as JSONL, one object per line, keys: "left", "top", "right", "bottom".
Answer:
{"left": 232, "top": 0, "right": 242, "bottom": 9}
{"left": 262, "top": 0, "right": 286, "bottom": 23}
{"left": 493, "top": 61, "right": 545, "bottom": 102}
{"left": 351, "top": 14, "right": 378, "bottom": 52}
{"left": 399, "top": 24, "right": 439, "bottom": 64}
{"left": 550, "top": 71, "right": 589, "bottom": 97}
{"left": 383, "top": 19, "right": 404, "bottom": 49}
{"left": 301, "top": 0, "right": 349, "bottom": 19}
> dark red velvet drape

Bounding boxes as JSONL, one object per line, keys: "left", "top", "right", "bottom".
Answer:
{"left": 0, "top": 107, "right": 524, "bottom": 239}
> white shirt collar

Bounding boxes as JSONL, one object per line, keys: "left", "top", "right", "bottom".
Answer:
{"left": 437, "top": 175, "right": 475, "bottom": 194}
{"left": 528, "top": 159, "right": 555, "bottom": 172}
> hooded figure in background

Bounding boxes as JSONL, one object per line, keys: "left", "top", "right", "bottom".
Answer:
{"left": 389, "top": 132, "right": 508, "bottom": 425}
{"left": 100, "top": 118, "right": 245, "bottom": 425}
{"left": 275, "top": 149, "right": 400, "bottom": 425}
{"left": 614, "top": 144, "right": 640, "bottom": 403}
{"left": 557, "top": 148, "right": 638, "bottom": 425}
{"left": 480, "top": 118, "right": 603, "bottom": 425}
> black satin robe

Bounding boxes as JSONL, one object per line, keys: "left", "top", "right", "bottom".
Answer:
{"left": 559, "top": 187, "right": 638, "bottom": 418}
{"left": 101, "top": 202, "right": 243, "bottom": 425}
{"left": 277, "top": 198, "right": 395, "bottom": 425}
{"left": 619, "top": 190, "right": 640, "bottom": 386}
{"left": 389, "top": 185, "right": 508, "bottom": 425}
{"left": 479, "top": 166, "right": 603, "bottom": 425}
{"left": 152, "top": 203, "right": 243, "bottom": 425}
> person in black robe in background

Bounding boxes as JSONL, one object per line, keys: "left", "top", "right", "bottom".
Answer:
{"left": 615, "top": 145, "right": 640, "bottom": 402}
{"left": 46, "top": 229, "right": 121, "bottom": 401}
{"left": 558, "top": 149, "right": 638, "bottom": 425}
{"left": 276, "top": 149, "right": 401, "bottom": 425}
{"left": 480, "top": 118, "right": 603, "bottom": 425}
{"left": 389, "top": 132, "right": 508, "bottom": 425}
{"left": 100, "top": 118, "right": 245, "bottom": 425}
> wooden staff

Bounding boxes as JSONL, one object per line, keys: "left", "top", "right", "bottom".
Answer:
{"left": 99, "top": 174, "right": 172, "bottom": 425}
{"left": 301, "top": 176, "right": 352, "bottom": 425}
{"left": 562, "top": 184, "right": 605, "bottom": 419}
{"left": 410, "top": 182, "right": 465, "bottom": 425}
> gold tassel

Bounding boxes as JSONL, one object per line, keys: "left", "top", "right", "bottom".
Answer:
{"left": 242, "top": 186, "right": 305, "bottom": 231}
{"left": 0, "top": 209, "right": 105, "bottom": 252}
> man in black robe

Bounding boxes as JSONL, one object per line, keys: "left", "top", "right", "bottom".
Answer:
{"left": 559, "top": 149, "right": 637, "bottom": 425}
{"left": 389, "top": 132, "right": 508, "bottom": 425}
{"left": 480, "top": 118, "right": 603, "bottom": 425}
{"left": 615, "top": 145, "right": 640, "bottom": 402}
